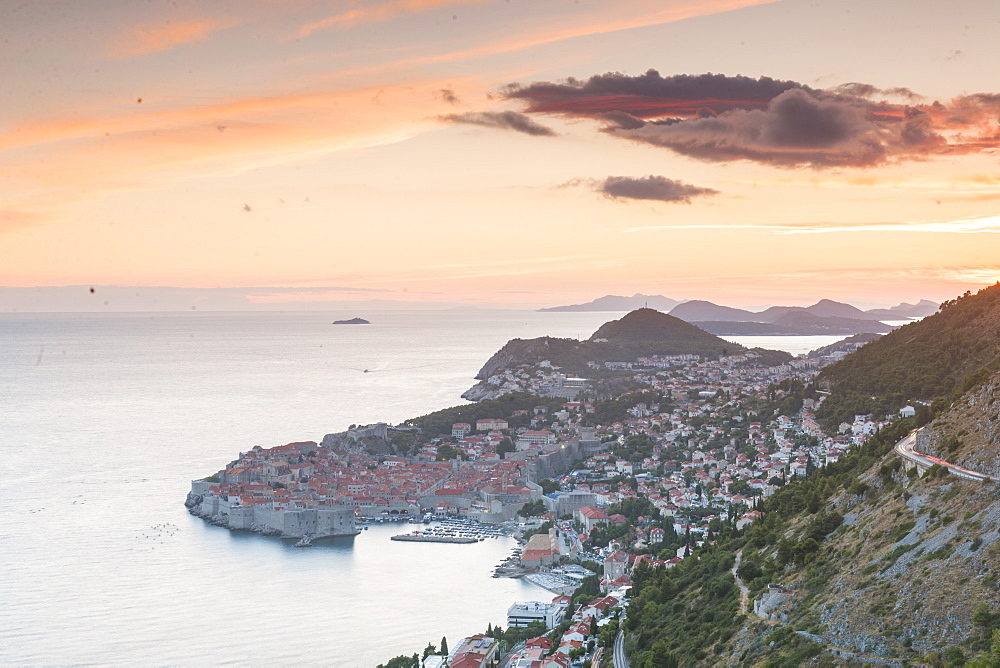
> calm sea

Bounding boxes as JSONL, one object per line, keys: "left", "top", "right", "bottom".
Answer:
{"left": 0, "top": 310, "right": 835, "bottom": 665}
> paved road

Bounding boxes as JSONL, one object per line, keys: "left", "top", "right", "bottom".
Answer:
{"left": 499, "top": 641, "right": 525, "bottom": 668}
{"left": 894, "top": 428, "right": 1000, "bottom": 482}
{"left": 614, "top": 629, "right": 630, "bottom": 668}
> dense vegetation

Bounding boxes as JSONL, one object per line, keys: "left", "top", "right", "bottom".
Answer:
{"left": 588, "top": 308, "right": 746, "bottom": 359}
{"left": 406, "top": 392, "right": 561, "bottom": 437}
{"left": 817, "top": 283, "right": 1000, "bottom": 427}
{"left": 480, "top": 309, "right": 754, "bottom": 378}
{"left": 624, "top": 419, "right": 916, "bottom": 665}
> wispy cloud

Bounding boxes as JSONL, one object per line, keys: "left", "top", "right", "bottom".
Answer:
{"left": 299, "top": 0, "right": 491, "bottom": 37}
{"left": 0, "top": 82, "right": 455, "bottom": 229}
{"left": 664, "top": 265, "right": 1000, "bottom": 285}
{"left": 246, "top": 288, "right": 391, "bottom": 304}
{"left": 107, "top": 19, "right": 229, "bottom": 58}
{"left": 441, "top": 110, "right": 556, "bottom": 136}
{"left": 0, "top": 208, "right": 43, "bottom": 233}
{"left": 365, "top": 254, "right": 650, "bottom": 283}
{"left": 624, "top": 215, "right": 1000, "bottom": 235}
{"left": 311, "top": 1, "right": 780, "bottom": 84}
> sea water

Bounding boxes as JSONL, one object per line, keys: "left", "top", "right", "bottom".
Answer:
{"left": 0, "top": 310, "right": 835, "bottom": 665}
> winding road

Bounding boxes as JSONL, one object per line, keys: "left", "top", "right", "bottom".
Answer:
{"left": 732, "top": 550, "right": 750, "bottom": 615}
{"left": 894, "top": 428, "right": 1000, "bottom": 482}
{"left": 614, "top": 629, "right": 630, "bottom": 668}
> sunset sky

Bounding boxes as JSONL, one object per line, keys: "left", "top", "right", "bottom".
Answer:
{"left": 3, "top": 0, "right": 1000, "bottom": 310}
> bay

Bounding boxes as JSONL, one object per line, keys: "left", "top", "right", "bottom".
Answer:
{"left": 0, "top": 310, "right": 837, "bottom": 665}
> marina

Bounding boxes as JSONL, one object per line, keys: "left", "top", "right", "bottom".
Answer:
{"left": 392, "top": 518, "right": 512, "bottom": 544}
{"left": 391, "top": 534, "right": 477, "bottom": 544}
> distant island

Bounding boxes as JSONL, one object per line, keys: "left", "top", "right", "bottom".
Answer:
{"left": 332, "top": 317, "right": 370, "bottom": 325}
{"left": 539, "top": 296, "right": 939, "bottom": 336}
{"left": 538, "top": 293, "right": 680, "bottom": 312}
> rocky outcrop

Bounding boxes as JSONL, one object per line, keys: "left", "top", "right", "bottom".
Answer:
{"left": 184, "top": 491, "right": 203, "bottom": 509}
{"left": 460, "top": 384, "right": 502, "bottom": 402}
{"left": 320, "top": 422, "right": 396, "bottom": 455}
{"left": 474, "top": 338, "right": 550, "bottom": 380}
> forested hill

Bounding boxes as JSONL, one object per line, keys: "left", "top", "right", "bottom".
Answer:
{"left": 474, "top": 308, "right": 751, "bottom": 379}
{"left": 816, "top": 283, "right": 1000, "bottom": 427}
{"left": 588, "top": 308, "right": 742, "bottom": 356}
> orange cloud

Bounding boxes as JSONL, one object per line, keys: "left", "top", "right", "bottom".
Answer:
{"left": 0, "top": 80, "right": 466, "bottom": 227}
{"left": 299, "top": 0, "right": 779, "bottom": 60}
{"left": 0, "top": 208, "right": 42, "bottom": 233}
{"left": 108, "top": 19, "right": 227, "bottom": 58}
{"left": 300, "top": 0, "right": 492, "bottom": 36}
{"left": 623, "top": 215, "right": 1000, "bottom": 235}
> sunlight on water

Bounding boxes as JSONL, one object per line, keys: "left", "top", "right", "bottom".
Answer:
{"left": 0, "top": 310, "right": 833, "bottom": 664}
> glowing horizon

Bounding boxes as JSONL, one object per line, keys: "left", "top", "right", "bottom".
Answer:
{"left": 3, "top": 0, "right": 999, "bottom": 310}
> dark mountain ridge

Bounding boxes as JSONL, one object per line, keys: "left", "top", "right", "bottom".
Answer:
{"left": 669, "top": 297, "right": 937, "bottom": 325}
{"left": 538, "top": 293, "right": 680, "bottom": 312}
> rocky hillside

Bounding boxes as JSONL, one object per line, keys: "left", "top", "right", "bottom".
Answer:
{"left": 623, "top": 419, "right": 1000, "bottom": 666}
{"left": 917, "top": 374, "right": 1000, "bottom": 480}
{"left": 729, "top": 444, "right": 1000, "bottom": 664}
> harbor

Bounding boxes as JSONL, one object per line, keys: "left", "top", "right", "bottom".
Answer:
{"left": 391, "top": 517, "right": 512, "bottom": 544}
{"left": 391, "top": 534, "right": 477, "bottom": 544}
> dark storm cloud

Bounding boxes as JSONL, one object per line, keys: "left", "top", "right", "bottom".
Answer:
{"left": 496, "top": 70, "right": 1000, "bottom": 168}
{"left": 441, "top": 110, "right": 556, "bottom": 136}
{"left": 606, "top": 88, "right": 904, "bottom": 167}
{"left": 503, "top": 70, "right": 805, "bottom": 119}
{"left": 598, "top": 175, "right": 718, "bottom": 203}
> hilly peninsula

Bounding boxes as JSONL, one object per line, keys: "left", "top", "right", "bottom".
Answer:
{"left": 464, "top": 308, "right": 790, "bottom": 400}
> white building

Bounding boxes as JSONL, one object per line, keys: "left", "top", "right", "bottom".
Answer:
{"left": 507, "top": 601, "right": 565, "bottom": 629}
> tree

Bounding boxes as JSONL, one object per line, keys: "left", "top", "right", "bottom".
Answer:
{"left": 519, "top": 500, "right": 546, "bottom": 517}
{"left": 440, "top": 636, "right": 448, "bottom": 656}
{"left": 736, "top": 560, "right": 762, "bottom": 581}
{"left": 973, "top": 603, "right": 997, "bottom": 632}
{"left": 539, "top": 478, "right": 560, "bottom": 494}
{"left": 966, "top": 629, "right": 1000, "bottom": 667}
{"left": 436, "top": 444, "right": 459, "bottom": 461}
{"left": 496, "top": 437, "right": 516, "bottom": 459}
{"left": 644, "top": 639, "right": 679, "bottom": 668}
{"left": 422, "top": 643, "right": 437, "bottom": 660}
{"left": 599, "top": 618, "right": 619, "bottom": 648}
{"left": 377, "top": 655, "right": 419, "bottom": 668}
{"left": 729, "top": 479, "right": 751, "bottom": 496}
{"left": 941, "top": 646, "right": 965, "bottom": 666}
